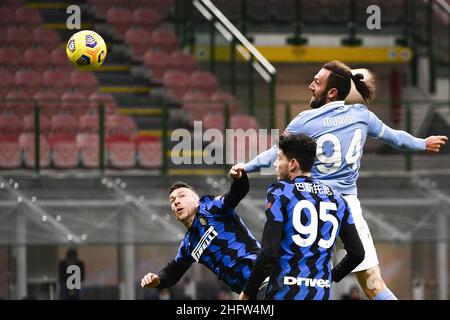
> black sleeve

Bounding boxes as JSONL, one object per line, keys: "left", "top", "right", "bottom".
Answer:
{"left": 222, "top": 171, "right": 249, "bottom": 210}
{"left": 243, "top": 220, "right": 283, "bottom": 299}
{"left": 331, "top": 208, "right": 365, "bottom": 283}
{"left": 157, "top": 258, "right": 193, "bottom": 288}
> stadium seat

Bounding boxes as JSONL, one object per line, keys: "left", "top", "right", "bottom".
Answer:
{"left": 0, "top": 69, "right": 15, "bottom": 97}
{"left": 23, "top": 114, "right": 51, "bottom": 134}
{"left": 135, "top": 135, "right": 162, "bottom": 168}
{"left": 106, "top": 135, "right": 136, "bottom": 169}
{"left": 0, "top": 6, "right": 16, "bottom": 27}
{"left": 33, "top": 90, "right": 61, "bottom": 117}
{"left": 0, "top": 113, "right": 23, "bottom": 135}
{"left": 0, "top": 135, "right": 21, "bottom": 168}
{"left": 19, "top": 133, "right": 51, "bottom": 168}
{"left": 48, "top": 134, "right": 78, "bottom": 168}
{"left": 50, "top": 113, "right": 79, "bottom": 135}
{"left": 6, "top": 26, "right": 33, "bottom": 51}
{"left": 61, "top": 91, "right": 90, "bottom": 118}
{"left": 106, "top": 7, "right": 133, "bottom": 39}
{"left": 133, "top": 8, "right": 161, "bottom": 33}
{"left": 105, "top": 114, "right": 136, "bottom": 137}
{"left": 125, "top": 27, "right": 151, "bottom": 59}
{"left": 0, "top": 47, "right": 23, "bottom": 73}
{"left": 190, "top": 71, "right": 219, "bottom": 97}
{"left": 210, "top": 92, "right": 240, "bottom": 115}
{"left": 15, "top": 7, "right": 43, "bottom": 28}
{"left": 51, "top": 47, "right": 72, "bottom": 70}
{"left": 24, "top": 47, "right": 52, "bottom": 72}
{"left": 79, "top": 114, "right": 99, "bottom": 133}
{"left": 163, "top": 70, "right": 190, "bottom": 100}
{"left": 143, "top": 50, "right": 170, "bottom": 84}
{"left": 32, "top": 28, "right": 60, "bottom": 49}
{"left": 169, "top": 51, "right": 198, "bottom": 74}
{"left": 202, "top": 113, "right": 225, "bottom": 131}
{"left": 182, "top": 91, "right": 210, "bottom": 122}
{"left": 88, "top": 92, "right": 119, "bottom": 114}
{"left": 76, "top": 133, "right": 99, "bottom": 168}
{"left": 150, "top": 29, "right": 178, "bottom": 54}
{"left": 69, "top": 70, "right": 99, "bottom": 96}
{"left": 42, "top": 69, "right": 69, "bottom": 96}
{"left": 5, "top": 89, "right": 32, "bottom": 116}
{"left": 230, "top": 115, "right": 260, "bottom": 130}
{"left": 14, "top": 69, "right": 41, "bottom": 96}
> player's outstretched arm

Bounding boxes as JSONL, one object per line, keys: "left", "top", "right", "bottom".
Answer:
{"left": 425, "top": 135, "right": 448, "bottom": 153}
{"left": 141, "top": 273, "right": 160, "bottom": 288}
{"left": 223, "top": 170, "right": 249, "bottom": 210}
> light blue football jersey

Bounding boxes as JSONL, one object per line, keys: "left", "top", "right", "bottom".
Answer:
{"left": 245, "top": 101, "right": 426, "bottom": 195}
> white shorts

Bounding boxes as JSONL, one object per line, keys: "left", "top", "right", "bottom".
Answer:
{"left": 342, "top": 195, "right": 379, "bottom": 272}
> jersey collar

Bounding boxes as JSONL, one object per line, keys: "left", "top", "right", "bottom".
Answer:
{"left": 321, "top": 100, "right": 345, "bottom": 109}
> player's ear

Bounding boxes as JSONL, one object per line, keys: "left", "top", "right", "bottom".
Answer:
{"left": 327, "top": 88, "right": 338, "bottom": 100}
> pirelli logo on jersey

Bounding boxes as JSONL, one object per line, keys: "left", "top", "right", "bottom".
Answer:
{"left": 284, "top": 276, "right": 331, "bottom": 288}
{"left": 191, "top": 226, "right": 218, "bottom": 262}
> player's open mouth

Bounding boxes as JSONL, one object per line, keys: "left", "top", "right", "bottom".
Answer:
{"left": 177, "top": 208, "right": 184, "bottom": 213}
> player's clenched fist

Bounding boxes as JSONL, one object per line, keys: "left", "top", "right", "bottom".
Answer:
{"left": 230, "top": 163, "right": 245, "bottom": 179}
{"left": 141, "top": 273, "right": 160, "bottom": 288}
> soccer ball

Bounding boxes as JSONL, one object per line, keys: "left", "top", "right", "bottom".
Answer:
{"left": 66, "top": 30, "right": 107, "bottom": 69}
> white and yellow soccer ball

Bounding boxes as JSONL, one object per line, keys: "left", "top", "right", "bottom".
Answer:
{"left": 66, "top": 30, "right": 107, "bottom": 69}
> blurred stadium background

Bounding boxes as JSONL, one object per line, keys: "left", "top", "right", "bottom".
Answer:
{"left": 0, "top": 0, "right": 448, "bottom": 300}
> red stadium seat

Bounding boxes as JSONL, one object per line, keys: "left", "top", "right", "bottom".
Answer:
{"left": 19, "top": 133, "right": 51, "bottom": 168}
{"left": 106, "top": 135, "right": 136, "bottom": 169}
{"left": 15, "top": 69, "right": 41, "bottom": 96}
{"left": 105, "top": 114, "right": 136, "bottom": 137}
{"left": 135, "top": 135, "right": 162, "bottom": 168}
{"left": 69, "top": 70, "right": 99, "bottom": 96}
{"left": 15, "top": 7, "right": 43, "bottom": 27}
{"left": 230, "top": 115, "right": 260, "bottom": 130}
{"left": 0, "top": 113, "right": 23, "bottom": 135}
{"left": 88, "top": 92, "right": 119, "bottom": 114}
{"left": 150, "top": 29, "right": 178, "bottom": 54}
{"left": 79, "top": 114, "right": 99, "bottom": 133}
{"left": 51, "top": 47, "right": 72, "bottom": 70}
{"left": 61, "top": 91, "right": 89, "bottom": 118}
{"left": 33, "top": 90, "right": 61, "bottom": 117}
{"left": 163, "top": 70, "right": 190, "bottom": 100}
{"left": 0, "top": 47, "right": 23, "bottom": 72}
{"left": 23, "top": 114, "right": 51, "bottom": 134}
{"left": 5, "top": 90, "right": 32, "bottom": 116}
{"left": 182, "top": 91, "right": 210, "bottom": 122}
{"left": 50, "top": 113, "right": 79, "bottom": 135}
{"left": 0, "top": 69, "right": 15, "bottom": 97}
{"left": 125, "top": 27, "right": 151, "bottom": 59}
{"left": 42, "top": 69, "right": 69, "bottom": 95}
{"left": 106, "top": 7, "right": 133, "bottom": 38}
{"left": 24, "top": 47, "right": 52, "bottom": 72}
{"left": 202, "top": 113, "right": 225, "bottom": 131}
{"left": 6, "top": 26, "right": 33, "bottom": 50}
{"left": 48, "top": 134, "right": 78, "bottom": 168}
{"left": 0, "top": 135, "right": 21, "bottom": 168}
{"left": 169, "top": 51, "right": 198, "bottom": 74}
{"left": 76, "top": 132, "right": 99, "bottom": 168}
{"left": 32, "top": 28, "right": 60, "bottom": 49}
{"left": 133, "top": 8, "right": 161, "bottom": 33}
{"left": 0, "top": 6, "right": 16, "bottom": 26}
{"left": 143, "top": 50, "right": 170, "bottom": 83}
{"left": 210, "top": 92, "right": 240, "bottom": 115}
{"left": 190, "top": 71, "right": 219, "bottom": 97}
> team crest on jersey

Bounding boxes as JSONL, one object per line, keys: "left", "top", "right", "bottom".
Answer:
{"left": 199, "top": 216, "right": 207, "bottom": 226}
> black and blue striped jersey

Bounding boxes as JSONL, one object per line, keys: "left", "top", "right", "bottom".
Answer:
{"left": 157, "top": 173, "right": 261, "bottom": 294}
{"left": 243, "top": 175, "right": 364, "bottom": 300}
